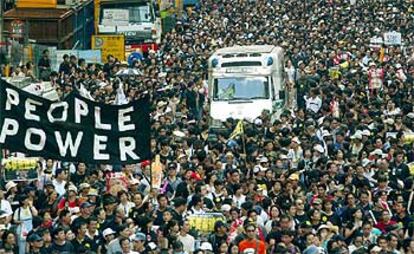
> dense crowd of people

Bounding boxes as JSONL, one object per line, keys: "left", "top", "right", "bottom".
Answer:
{"left": 1, "top": 0, "right": 414, "bottom": 253}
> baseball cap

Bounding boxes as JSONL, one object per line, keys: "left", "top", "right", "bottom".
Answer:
{"left": 314, "top": 144, "right": 325, "bottom": 153}
{"left": 80, "top": 202, "right": 94, "bottom": 209}
{"left": 79, "top": 183, "right": 90, "bottom": 191}
{"left": 303, "top": 245, "right": 322, "bottom": 254}
{"left": 27, "top": 233, "right": 43, "bottom": 242}
{"left": 259, "top": 157, "right": 269, "bottom": 163}
{"left": 67, "top": 185, "right": 78, "bottom": 194}
{"left": 168, "top": 162, "right": 177, "bottom": 169}
{"left": 132, "top": 232, "right": 146, "bottom": 241}
{"left": 199, "top": 242, "right": 213, "bottom": 251}
{"left": 102, "top": 228, "right": 116, "bottom": 237}
{"left": 370, "top": 149, "right": 383, "bottom": 156}
{"left": 221, "top": 204, "right": 231, "bottom": 212}
{"left": 317, "top": 224, "right": 331, "bottom": 232}
{"left": 190, "top": 172, "right": 202, "bottom": 181}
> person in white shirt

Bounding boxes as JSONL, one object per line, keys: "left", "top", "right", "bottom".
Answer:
{"left": 107, "top": 225, "right": 132, "bottom": 254}
{"left": 38, "top": 159, "right": 57, "bottom": 190}
{"left": 120, "top": 237, "right": 138, "bottom": 254}
{"left": 383, "top": 100, "right": 401, "bottom": 117}
{"left": 232, "top": 185, "right": 246, "bottom": 209}
{"left": 188, "top": 195, "right": 206, "bottom": 215}
{"left": 52, "top": 168, "right": 67, "bottom": 197}
{"left": 304, "top": 88, "right": 322, "bottom": 114}
{"left": 114, "top": 79, "right": 129, "bottom": 105}
{"left": 178, "top": 220, "right": 195, "bottom": 254}
{"left": 287, "top": 137, "right": 303, "bottom": 170}
{"left": 118, "top": 190, "right": 135, "bottom": 217}
{"left": 285, "top": 59, "right": 298, "bottom": 109}
{"left": 0, "top": 190, "right": 12, "bottom": 224}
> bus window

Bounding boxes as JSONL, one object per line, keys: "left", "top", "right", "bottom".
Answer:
{"left": 213, "top": 77, "right": 269, "bottom": 101}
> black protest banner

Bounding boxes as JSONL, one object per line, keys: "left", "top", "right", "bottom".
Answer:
{"left": 0, "top": 80, "right": 150, "bottom": 164}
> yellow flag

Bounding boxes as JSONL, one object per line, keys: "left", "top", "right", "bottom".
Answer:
{"left": 229, "top": 120, "right": 244, "bottom": 139}
{"left": 379, "top": 47, "right": 385, "bottom": 63}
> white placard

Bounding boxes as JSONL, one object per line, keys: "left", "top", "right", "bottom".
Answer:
{"left": 384, "top": 31, "right": 402, "bottom": 45}
{"left": 369, "top": 36, "right": 383, "bottom": 49}
{"left": 370, "top": 36, "right": 383, "bottom": 45}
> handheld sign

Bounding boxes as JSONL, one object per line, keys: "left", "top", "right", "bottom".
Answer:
{"left": 384, "top": 31, "right": 402, "bottom": 46}
{"left": 151, "top": 155, "right": 163, "bottom": 189}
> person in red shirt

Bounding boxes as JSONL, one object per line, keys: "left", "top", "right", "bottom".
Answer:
{"left": 238, "top": 223, "right": 266, "bottom": 254}
{"left": 375, "top": 210, "right": 396, "bottom": 233}
{"left": 57, "top": 185, "right": 80, "bottom": 215}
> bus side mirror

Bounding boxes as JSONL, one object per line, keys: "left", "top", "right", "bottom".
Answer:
{"left": 279, "top": 90, "right": 285, "bottom": 100}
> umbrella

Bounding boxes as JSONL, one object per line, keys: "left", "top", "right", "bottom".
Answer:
{"left": 115, "top": 68, "right": 143, "bottom": 76}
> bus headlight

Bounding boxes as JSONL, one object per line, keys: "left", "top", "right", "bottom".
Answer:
{"left": 267, "top": 57, "right": 273, "bottom": 66}
{"left": 212, "top": 58, "right": 219, "bottom": 68}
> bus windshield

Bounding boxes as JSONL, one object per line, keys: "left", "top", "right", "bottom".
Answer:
{"left": 100, "top": 2, "right": 154, "bottom": 25}
{"left": 213, "top": 77, "right": 269, "bottom": 101}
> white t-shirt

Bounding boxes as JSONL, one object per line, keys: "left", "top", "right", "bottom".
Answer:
{"left": 53, "top": 179, "right": 67, "bottom": 196}
{"left": 178, "top": 233, "right": 195, "bottom": 253}
{"left": 1, "top": 199, "right": 13, "bottom": 216}
{"left": 118, "top": 202, "right": 135, "bottom": 217}
{"left": 233, "top": 195, "right": 246, "bottom": 208}
{"left": 305, "top": 96, "right": 322, "bottom": 113}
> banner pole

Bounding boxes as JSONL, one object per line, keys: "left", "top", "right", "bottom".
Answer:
{"left": 241, "top": 120, "right": 247, "bottom": 164}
